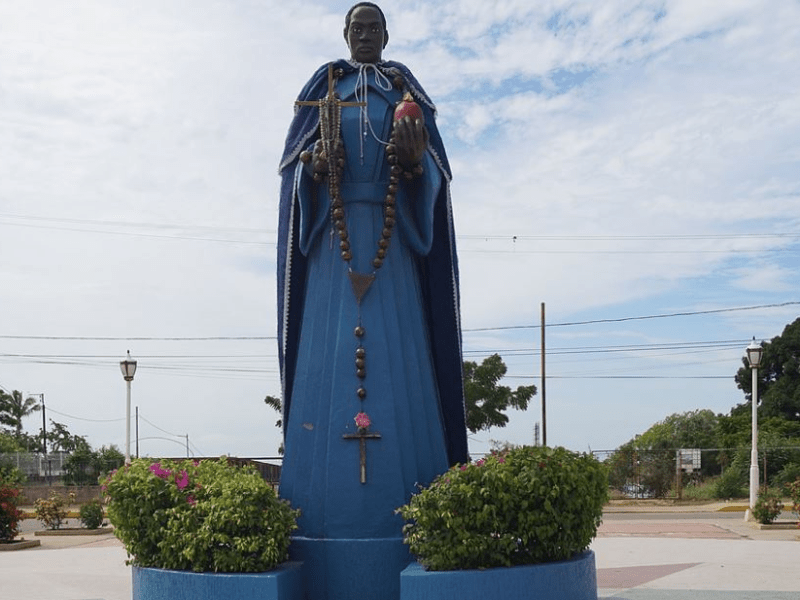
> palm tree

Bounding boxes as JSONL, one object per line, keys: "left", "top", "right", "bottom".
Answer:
{"left": 0, "top": 390, "right": 41, "bottom": 436}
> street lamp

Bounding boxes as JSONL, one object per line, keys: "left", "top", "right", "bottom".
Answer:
{"left": 745, "top": 337, "right": 763, "bottom": 519}
{"left": 120, "top": 350, "right": 138, "bottom": 465}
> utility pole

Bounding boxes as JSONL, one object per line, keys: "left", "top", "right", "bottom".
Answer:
{"left": 541, "top": 302, "right": 546, "bottom": 447}
{"left": 136, "top": 406, "right": 139, "bottom": 459}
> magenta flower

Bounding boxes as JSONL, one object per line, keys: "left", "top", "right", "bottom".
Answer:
{"left": 460, "top": 465, "right": 467, "bottom": 471}
{"left": 175, "top": 470, "right": 189, "bottom": 490}
{"left": 149, "top": 462, "right": 172, "bottom": 480}
{"left": 476, "top": 458, "right": 485, "bottom": 467}
{"left": 354, "top": 412, "right": 371, "bottom": 430}
{"left": 186, "top": 495, "right": 197, "bottom": 506}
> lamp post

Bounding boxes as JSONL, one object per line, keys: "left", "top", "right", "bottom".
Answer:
{"left": 120, "top": 351, "right": 138, "bottom": 465}
{"left": 745, "top": 337, "right": 763, "bottom": 519}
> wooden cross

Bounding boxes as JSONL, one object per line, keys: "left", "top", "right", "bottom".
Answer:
{"left": 343, "top": 429, "right": 381, "bottom": 484}
{"left": 294, "top": 63, "right": 366, "bottom": 121}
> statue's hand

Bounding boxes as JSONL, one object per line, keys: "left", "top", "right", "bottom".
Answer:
{"left": 393, "top": 116, "right": 427, "bottom": 169}
{"left": 305, "top": 139, "right": 344, "bottom": 181}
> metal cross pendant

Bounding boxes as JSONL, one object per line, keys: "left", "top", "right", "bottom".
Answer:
{"left": 342, "top": 430, "right": 381, "bottom": 484}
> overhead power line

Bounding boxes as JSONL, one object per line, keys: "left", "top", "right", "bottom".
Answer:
{"left": 464, "top": 301, "right": 800, "bottom": 332}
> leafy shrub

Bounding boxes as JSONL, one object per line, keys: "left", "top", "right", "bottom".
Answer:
{"left": 0, "top": 485, "right": 24, "bottom": 542}
{"left": 788, "top": 478, "right": 800, "bottom": 522}
{"left": 774, "top": 463, "right": 800, "bottom": 490}
{"left": 79, "top": 499, "right": 104, "bottom": 529}
{"left": 752, "top": 488, "right": 783, "bottom": 524}
{"left": 397, "top": 446, "right": 608, "bottom": 571}
{"left": 713, "top": 468, "right": 746, "bottom": 499}
{"left": 104, "top": 457, "right": 298, "bottom": 572}
{"left": 34, "top": 490, "right": 75, "bottom": 530}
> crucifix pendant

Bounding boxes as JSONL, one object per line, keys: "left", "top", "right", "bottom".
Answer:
{"left": 343, "top": 430, "right": 381, "bottom": 483}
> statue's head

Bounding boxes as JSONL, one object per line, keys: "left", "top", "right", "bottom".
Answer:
{"left": 344, "top": 3, "right": 388, "bottom": 64}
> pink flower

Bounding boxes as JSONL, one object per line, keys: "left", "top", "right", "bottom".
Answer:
{"left": 476, "top": 458, "right": 485, "bottom": 467}
{"left": 186, "top": 495, "right": 196, "bottom": 506}
{"left": 460, "top": 465, "right": 468, "bottom": 471}
{"left": 497, "top": 457, "right": 506, "bottom": 464}
{"left": 149, "top": 462, "right": 171, "bottom": 480}
{"left": 354, "top": 412, "right": 371, "bottom": 430}
{"left": 175, "top": 470, "right": 189, "bottom": 490}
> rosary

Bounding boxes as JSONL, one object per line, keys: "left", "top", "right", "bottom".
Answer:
{"left": 298, "top": 64, "right": 423, "bottom": 483}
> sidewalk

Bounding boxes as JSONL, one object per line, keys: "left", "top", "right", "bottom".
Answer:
{"left": 2, "top": 506, "right": 799, "bottom": 600}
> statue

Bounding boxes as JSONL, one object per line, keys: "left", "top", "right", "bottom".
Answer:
{"left": 277, "top": 3, "right": 467, "bottom": 597}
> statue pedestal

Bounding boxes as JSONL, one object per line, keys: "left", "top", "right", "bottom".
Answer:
{"left": 290, "top": 536, "right": 412, "bottom": 600}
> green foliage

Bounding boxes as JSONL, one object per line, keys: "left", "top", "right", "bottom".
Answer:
{"left": 34, "top": 489, "right": 75, "bottom": 530}
{"left": 79, "top": 499, "right": 105, "bottom": 529}
{"left": 64, "top": 443, "right": 124, "bottom": 486}
{"left": 0, "top": 460, "right": 25, "bottom": 487}
{"left": 463, "top": 354, "right": 537, "bottom": 433}
{"left": 735, "top": 318, "right": 800, "bottom": 422}
{"left": 0, "top": 484, "right": 23, "bottom": 541}
{"left": 104, "top": 458, "right": 299, "bottom": 572}
{"left": 0, "top": 390, "right": 41, "bottom": 437}
{"left": 788, "top": 478, "right": 800, "bottom": 522}
{"left": 713, "top": 467, "right": 746, "bottom": 499}
{"left": 397, "top": 446, "right": 608, "bottom": 571}
{"left": 0, "top": 431, "right": 26, "bottom": 453}
{"left": 752, "top": 488, "right": 784, "bottom": 524}
{"left": 48, "top": 420, "right": 90, "bottom": 453}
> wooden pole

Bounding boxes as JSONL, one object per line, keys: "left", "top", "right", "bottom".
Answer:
{"left": 541, "top": 302, "right": 546, "bottom": 447}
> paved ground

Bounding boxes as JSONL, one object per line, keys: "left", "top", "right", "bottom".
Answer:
{"left": 2, "top": 503, "right": 798, "bottom": 600}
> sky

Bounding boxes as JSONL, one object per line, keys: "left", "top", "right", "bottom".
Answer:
{"left": 1, "top": 0, "right": 799, "bottom": 461}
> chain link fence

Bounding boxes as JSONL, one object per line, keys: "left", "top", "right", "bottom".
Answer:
{"left": 593, "top": 446, "right": 800, "bottom": 499}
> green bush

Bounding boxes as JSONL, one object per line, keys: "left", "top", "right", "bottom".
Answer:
{"left": 713, "top": 468, "right": 746, "bottom": 499}
{"left": 34, "top": 490, "right": 75, "bottom": 530}
{"left": 788, "top": 478, "right": 800, "bottom": 522}
{"left": 104, "top": 458, "right": 298, "bottom": 572}
{"left": 752, "top": 488, "right": 783, "bottom": 524}
{"left": 79, "top": 499, "right": 104, "bottom": 529}
{"left": 397, "top": 446, "right": 608, "bottom": 571}
{"left": 0, "top": 485, "right": 23, "bottom": 542}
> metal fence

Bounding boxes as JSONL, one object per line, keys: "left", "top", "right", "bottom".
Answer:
{"left": 0, "top": 452, "right": 70, "bottom": 481}
{"left": 1, "top": 452, "right": 283, "bottom": 487}
{"left": 593, "top": 446, "right": 800, "bottom": 498}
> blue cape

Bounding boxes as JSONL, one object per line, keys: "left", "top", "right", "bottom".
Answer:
{"left": 277, "top": 59, "right": 467, "bottom": 465}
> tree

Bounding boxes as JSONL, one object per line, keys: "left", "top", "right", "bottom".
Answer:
{"left": 735, "top": 317, "right": 800, "bottom": 421}
{"left": 609, "top": 410, "right": 722, "bottom": 496}
{"left": 47, "top": 421, "right": 90, "bottom": 453}
{"left": 264, "top": 395, "right": 284, "bottom": 455}
{"left": 264, "top": 395, "right": 282, "bottom": 429}
{"left": 0, "top": 390, "right": 41, "bottom": 437}
{"left": 463, "top": 354, "right": 536, "bottom": 434}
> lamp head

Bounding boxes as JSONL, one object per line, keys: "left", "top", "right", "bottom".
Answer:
{"left": 745, "top": 337, "right": 763, "bottom": 369}
{"left": 120, "top": 350, "right": 137, "bottom": 381}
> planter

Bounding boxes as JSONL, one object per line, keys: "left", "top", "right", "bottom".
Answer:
{"left": 400, "top": 550, "right": 597, "bottom": 600}
{"left": 36, "top": 526, "right": 113, "bottom": 536}
{"left": 132, "top": 562, "right": 303, "bottom": 600}
{"left": 0, "top": 539, "right": 42, "bottom": 551}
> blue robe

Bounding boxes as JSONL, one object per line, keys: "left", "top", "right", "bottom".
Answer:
{"left": 277, "top": 60, "right": 467, "bottom": 543}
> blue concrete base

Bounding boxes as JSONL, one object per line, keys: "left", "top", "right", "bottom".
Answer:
{"left": 400, "top": 550, "right": 598, "bottom": 600}
{"left": 132, "top": 561, "right": 303, "bottom": 600}
{"left": 289, "top": 535, "right": 413, "bottom": 600}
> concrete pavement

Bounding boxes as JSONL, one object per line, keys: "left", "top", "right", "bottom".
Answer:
{"left": 2, "top": 504, "right": 798, "bottom": 600}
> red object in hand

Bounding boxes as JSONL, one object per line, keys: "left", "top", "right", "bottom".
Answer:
{"left": 394, "top": 92, "right": 424, "bottom": 124}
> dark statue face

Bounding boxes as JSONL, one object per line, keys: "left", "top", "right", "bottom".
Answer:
{"left": 344, "top": 5, "right": 388, "bottom": 64}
